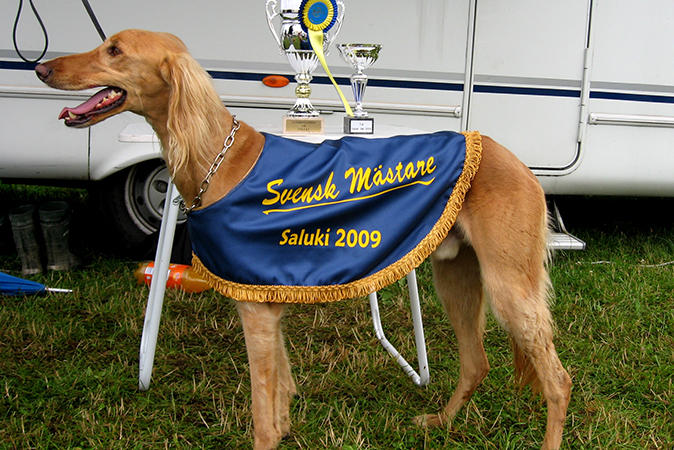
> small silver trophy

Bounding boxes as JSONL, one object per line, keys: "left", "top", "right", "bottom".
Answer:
{"left": 265, "top": 0, "right": 345, "bottom": 133}
{"left": 338, "top": 43, "right": 381, "bottom": 134}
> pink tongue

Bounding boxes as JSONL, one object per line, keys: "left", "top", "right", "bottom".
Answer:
{"left": 59, "top": 88, "right": 114, "bottom": 119}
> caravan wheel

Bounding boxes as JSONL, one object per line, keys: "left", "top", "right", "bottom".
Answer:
{"left": 92, "top": 160, "right": 187, "bottom": 254}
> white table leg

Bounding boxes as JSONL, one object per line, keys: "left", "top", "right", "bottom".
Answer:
{"left": 369, "top": 269, "right": 430, "bottom": 386}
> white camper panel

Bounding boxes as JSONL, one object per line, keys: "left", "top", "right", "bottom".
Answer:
{"left": 2, "top": 0, "right": 674, "bottom": 195}
{"left": 549, "top": 0, "right": 674, "bottom": 196}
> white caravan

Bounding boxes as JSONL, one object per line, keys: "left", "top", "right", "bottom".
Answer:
{"left": 1, "top": 0, "right": 673, "bottom": 246}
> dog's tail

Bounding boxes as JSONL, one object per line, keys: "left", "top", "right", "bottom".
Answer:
{"left": 513, "top": 340, "right": 542, "bottom": 393}
{"left": 511, "top": 263, "right": 554, "bottom": 395}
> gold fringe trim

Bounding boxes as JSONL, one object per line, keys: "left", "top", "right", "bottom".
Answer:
{"left": 192, "top": 131, "right": 483, "bottom": 303}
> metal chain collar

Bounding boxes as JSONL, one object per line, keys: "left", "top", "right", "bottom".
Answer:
{"left": 179, "top": 116, "right": 241, "bottom": 214}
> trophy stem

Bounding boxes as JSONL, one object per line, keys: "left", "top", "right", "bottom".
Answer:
{"left": 285, "top": 50, "right": 321, "bottom": 118}
{"left": 351, "top": 72, "right": 369, "bottom": 118}
{"left": 289, "top": 76, "right": 319, "bottom": 117}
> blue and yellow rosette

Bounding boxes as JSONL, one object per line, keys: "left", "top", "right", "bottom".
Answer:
{"left": 299, "top": 0, "right": 353, "bottom": 116}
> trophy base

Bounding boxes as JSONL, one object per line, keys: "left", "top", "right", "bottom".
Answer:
{"left": 344, "top": 116, "right": 374, "bottom": 134}
{"left": 283, "top": 116, "right": 325, "bottom": 134}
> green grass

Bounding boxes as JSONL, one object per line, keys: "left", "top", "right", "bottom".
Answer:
{"left": 1, "top": 188, "right": 673, "bottom": 449}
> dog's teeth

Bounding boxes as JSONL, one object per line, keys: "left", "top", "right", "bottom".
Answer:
{"left": 97, "top": 90, "right": 121, "bottom": 108}
{"left": 106, "top": 90, "right": 121, "bottom": 101}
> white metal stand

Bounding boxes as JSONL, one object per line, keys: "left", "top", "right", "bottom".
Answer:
{"left": 138, "top": 181, "right": 181, "bottom": 391}
{"left": 138, "top": 125, "right": 430, "bottom": 390}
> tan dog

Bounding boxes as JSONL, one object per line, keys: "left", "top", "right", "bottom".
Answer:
{"left": 36, "top": 29, "right": 571, "bottom": 449}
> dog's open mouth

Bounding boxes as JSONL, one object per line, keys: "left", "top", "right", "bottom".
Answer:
{"left": 59, "top": 87, "right": 127, "bottom": 127}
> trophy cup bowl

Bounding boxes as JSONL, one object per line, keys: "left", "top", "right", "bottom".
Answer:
{"left": 337, "top": 43, "right": 381, "bottom": 133}
{"left": 265, "top": 0, "right": 345, "bottom": 132}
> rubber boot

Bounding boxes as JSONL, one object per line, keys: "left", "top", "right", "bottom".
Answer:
{"left": 39, "top": 201, "right": 80, "bottom": 271}
{"left": 9, "top": 204, "right": 43, "bottom": 275}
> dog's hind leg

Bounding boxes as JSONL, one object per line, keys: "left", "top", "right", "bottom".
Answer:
{"left": 457, "top": 136, "right": 572, "bottom": 449}
{"left": 414, "top": 234, "right": 489, "bottom": 427}
{"left": 237, "top": 301, "right": 293, "bottom": 450}
{"left": 477, "top": 248, "right": 571, "bottom": 450}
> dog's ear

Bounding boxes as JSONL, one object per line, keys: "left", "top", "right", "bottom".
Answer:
{"left": 159, "top": 55, "right": 173, "bottom": 86}
{"left": 161, "top": 52, "right": 222, "bottom": 177}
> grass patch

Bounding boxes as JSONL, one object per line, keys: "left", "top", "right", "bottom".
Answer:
{"left": 1, "top": 191, "right": 673, "bottom": 448}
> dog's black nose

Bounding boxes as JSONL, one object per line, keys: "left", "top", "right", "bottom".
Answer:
{"left": 35, "top": 63, "right": 51, "bottom": 82}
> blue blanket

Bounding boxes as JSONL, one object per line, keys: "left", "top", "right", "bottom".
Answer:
{"left": 189, "top": 130, "right": 481, "bottom": 303}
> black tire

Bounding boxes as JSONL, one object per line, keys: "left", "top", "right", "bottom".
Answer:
{"left": 91, "top": 160, "right": 187, "bottom": 256}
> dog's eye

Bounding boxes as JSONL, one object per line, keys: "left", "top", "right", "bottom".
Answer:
{"left": 108, "top": 45, "right": 122, "bottom": 57}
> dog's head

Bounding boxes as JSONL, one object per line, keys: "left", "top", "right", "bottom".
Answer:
{"left": 36, "top": 29, "right": 190, "bottom": 128}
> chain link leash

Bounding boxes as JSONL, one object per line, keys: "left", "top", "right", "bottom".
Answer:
{"left": 179, "top": 116, "right": 240, "bottom": 214}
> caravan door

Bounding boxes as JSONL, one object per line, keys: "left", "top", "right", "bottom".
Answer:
{"left": 466, "top": 0, "right": 590, "bottom": 171}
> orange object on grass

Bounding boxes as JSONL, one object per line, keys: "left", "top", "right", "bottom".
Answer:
{"left": 134, "top": 261, "right": 211, "bottom": 293}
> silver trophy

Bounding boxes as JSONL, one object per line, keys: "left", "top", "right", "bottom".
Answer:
{"left": 338, "top": 43, "right": 381, "bottom": 134}
{"left": 265, "top": 0, "right": 345, "bottom": 132}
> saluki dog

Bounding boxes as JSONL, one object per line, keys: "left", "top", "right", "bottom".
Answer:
{"left": 36, "top": 30, "right": 571, "bottom": 449}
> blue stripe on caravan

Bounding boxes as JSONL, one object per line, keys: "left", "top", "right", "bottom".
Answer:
{"left": 590, "top": 90, "right": 674, "bottom": 104}
{"left": 207, "top": 70, "right": 266, "bottom": 82}
{"left": 474, "top": 84, "right": 581, "bottom": 98}
{"left": 207, "top": 70, "right": 465, "bottom": 92}
{"left": 0, "top": 60, "right": 37, "bottom": 70}
{"left": 6, "top": 62, "right": 674, "bottom": 104}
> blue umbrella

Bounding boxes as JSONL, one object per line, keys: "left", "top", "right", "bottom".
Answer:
{"left": 0, "top": 272, "right": 72, "bottom": 296}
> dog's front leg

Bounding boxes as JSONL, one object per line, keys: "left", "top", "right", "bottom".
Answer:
{"left": 237, "top": 301, "right": 291, "bottom": 450}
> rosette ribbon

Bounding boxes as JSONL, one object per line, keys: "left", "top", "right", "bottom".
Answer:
{"left": 299, "top": 0, "right": 354, "bottom": 116}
